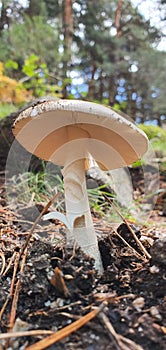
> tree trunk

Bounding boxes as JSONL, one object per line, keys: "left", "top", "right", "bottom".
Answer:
{"left": 99, "top": 70, "right": 104, "bottom": 101}
{"left": 108, "top": 76, "right": 117, "bottom": 106}
{"left": 64, "top": 0, "right": 73, "bottom": 49}
{"left": 62, "top": 0, "right": 73, "bottom": 98}
{"left": 88, "top": 63, "right": 97, "bottom": 100}
{"left": 0, "top": 0, "right": 10, "bottom": 34}
{"left": 115, "top": 0, "right": 123, "bottom": 38}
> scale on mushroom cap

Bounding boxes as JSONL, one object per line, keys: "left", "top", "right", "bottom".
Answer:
{"left": 12, "top": 99, "right": 148, "bottom": 272}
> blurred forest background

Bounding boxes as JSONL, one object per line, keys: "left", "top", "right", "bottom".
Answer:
{"left": 0, "top": 0, "right": 165, "bottom": 126}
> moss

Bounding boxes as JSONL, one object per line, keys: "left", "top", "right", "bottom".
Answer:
{"left": 139, "top": 124, "right": 166, "bottom": 141}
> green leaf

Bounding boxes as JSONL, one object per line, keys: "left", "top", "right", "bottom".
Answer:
{"left": 5, "top": 59, "right": 18, "bottom": 70}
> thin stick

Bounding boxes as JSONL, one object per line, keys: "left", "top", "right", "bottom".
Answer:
{"left": 0, "top": 298, "right": 10, "bottom": 323}
{"left": 99, "top": 311, "right": 143, "bottom": 350}
{"left": 25, "top": 302, "right": 106, "bottom": 350}
{"left": 113, "top": 230, "right": 146, "bottom": 261}
{"left": 0, "top": 192, "right": 60, "bottom": 322}
{"left": 0, "top": 252, "right": 20, "bottom": 321}
{"left": 94, "top": 292, "right": 135, "bottom": 303}
{"left": 0, "top": 330, "right": 54, "bottom": 340}
{"left": 69, "top": 239, "right": 77, "bottom": 261}
{"left": 2, "top": 251, "right": 17, "bottom": 276}
{"left": 2, "top": 252, "right": 28, "bottom": 350}
{"left": 19, "top": 192, "right": 60, "bottom": 258}
{"left": 103, "top": 194, "right": 151, "bottom": 260}
{"left": 8, "top": 249, "right": 28, "bottom": 330}
{"left": 0, "top": 252, "right": 5, "bottom": 275}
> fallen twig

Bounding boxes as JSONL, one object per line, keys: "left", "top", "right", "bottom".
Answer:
{"left": 94, "top": 292, "right": 135, "bottom": 303}
{"left": 0, "top": 330, "right": 54, "bottom": 340}
{"left": 0, "top": 252, "right": 5, "bottom": 275}
{"left": 25, "top": 302, "right": 107, "bottom": 350}
{"left": 103, "top": 194, "right": 151, "bottom": 260}
{"left": 0, "top": 193, "right": 60, "bottom": 324}
{"left": 0, "top": 252, "right": 20, "bottom": 322}
{"left": 8, "top": 249, "right": 28, "bottom": 330}
{"left": 2, "top": 251, "right": 17, "bottom": 276}
{"left": 113, "top": 230, "right": 146, "bottom": 261}
{"left": 19, "top": 192, "right": 60, "bottom": 258}
{"left": 99, "top": 311, "right": 143, "bottom": 350}
{"left": 27, "top": 301, "right": 82, "bottom": 319}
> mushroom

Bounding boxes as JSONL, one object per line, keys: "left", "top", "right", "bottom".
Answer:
{"left": 12, "top": 99, "right": 148, "bottom": 271}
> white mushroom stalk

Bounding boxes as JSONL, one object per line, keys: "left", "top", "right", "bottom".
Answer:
{"left": 44, "top": 158, "right": 103, "bottom": 271}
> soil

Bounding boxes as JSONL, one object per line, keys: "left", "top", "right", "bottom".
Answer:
{"left": 0, "top": 166, "right": 166, "bottom": 350}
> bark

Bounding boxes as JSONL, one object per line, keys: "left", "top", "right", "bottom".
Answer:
{"left": 99, "top": 70, "right": 104, "bottom": 102}
{"left": 115, "top": 0, "right": 123, "bottom": 38}
{"left": 62, "top": 0, "right": 73, "bottom": 98}
{"left": 0, "top": 1, "right": 10, "bottom": 34}
{"left": 108, "top": 76, "right": 117, "bottom": 106}
{"left": 63, "top": 0, "right": 73, "bottom": 50}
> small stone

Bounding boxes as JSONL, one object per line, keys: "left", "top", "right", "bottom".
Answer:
{"left": 149, "top": 306, "right": 162, "bottom": 321}
{"left": 44, "top": 300, "right": 51, "bottom": 307}
{"left": 140, "top": 236, "right": 154, "bottom": 247}
{"left": 138, "top": 326, "right": 143, "bottom": 333}
{"left": 64, "top": 274, "right": 74, "bottom": 280}
{"left": 50, "top": 298, "right": 64, "bottom": 308}
{"left": 12, "top": 318, "right": 31, "bottom": 332}
{"left": 149, "top": 265, "right": 160, "bottom": 274}
{"left": 132, "top": 297, "right": 145, "bottom": 311}
{"left": 128, "top": 328, "right": 135, "bottom": 334}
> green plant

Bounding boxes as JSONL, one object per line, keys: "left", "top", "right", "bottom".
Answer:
{"left": 139, "top": 124, "right": 166, "bottom": 157}
{"left": 0, "top": 61, "right": 32, "bottom": 104}
{"left": 4, "top": 59, "right": 18, "bottom": 72}
{"left": 0, "top": 103, "right": 17, "bottom": 119}
{"left": 7, "top": 170, "right": 116, "bottom": 215}
{"left": 139, "top": 124, "right": 166, "bottom": 141}
{"left": 22, "top": 54, "right": 61, "bottom": 98}
{"left": 88, "top": 184, "right": 115, "bottom": 216}
{"left": 7, "top": 171, "right": 64, "bottom": 208}
{"left": 151, "top": 139, "right": 166, "bottom": 157}
{"left": 132, "top": 159, "right": 146, "bottom": 168}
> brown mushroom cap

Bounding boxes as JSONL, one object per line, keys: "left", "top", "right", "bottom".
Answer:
{"left": 13, "top": 99, "right": 148, "bottom": 170}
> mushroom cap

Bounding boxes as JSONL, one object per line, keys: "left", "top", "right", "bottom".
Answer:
{"left": 13, "top": 99, "right": 148, "bottom": 170}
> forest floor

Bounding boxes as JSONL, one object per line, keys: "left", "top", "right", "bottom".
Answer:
{"left": 0, "top": 165, "right": 166, "bottom": 350}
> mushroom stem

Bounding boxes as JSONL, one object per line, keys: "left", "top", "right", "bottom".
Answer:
{"left": 62, "top": 159, "right": 103, "bottom": 272}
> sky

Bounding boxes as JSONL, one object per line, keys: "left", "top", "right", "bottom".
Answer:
{"left": 131, "top": 0, "right": 166, "bottom": 50}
